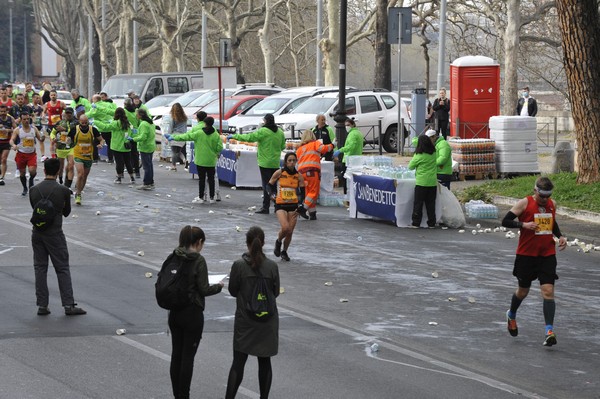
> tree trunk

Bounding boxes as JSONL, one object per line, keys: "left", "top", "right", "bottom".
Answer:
{"left": 503, "top": 0, "right": 520, "bottom": 115}
{"left": 259, "top": 0, "right": 275, "bottom": 83}
{"left": 321, "top": 0, "right": 339, "bottom": 86}
{"left": 374, "top": 0, "right": 391, "bottom": 90}
{"left": 556, "top": 0, "right": 600, "bottom": 183}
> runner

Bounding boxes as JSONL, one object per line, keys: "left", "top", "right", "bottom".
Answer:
{"left": 0, "top": 105, "right": 17, "bottom": 186}
{"left": 267, "top": 152, "right": 307, "bottom": 261}
{"left": 0, "top": 86, "right": 14, "bottom": 108}
{"left": 69, "top": 114, "right": 104, "bottom": 205}
{"left": 9, "top": 111, "right": 45, "bottom": 196}
{"left": 502, "top": 176, "right": 568, "bottom": 346}
{"left": 42, "top": 90, "right": 66, "bottom": 158}
{"left": 10, "top": 93, "right": 32, "bottom": 124}
{"left": 49, "top": 108, "right": 77, "bottom": 188}
{"left": 29, "top": 93, "right": 46, "bottom": 158}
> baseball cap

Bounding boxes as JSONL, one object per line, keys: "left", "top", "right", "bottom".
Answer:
{"left": 425, "top": 129, "right": 437, "bottom": 137}
{"left": 65, "top": 107, "right": 74, "bottom": 114}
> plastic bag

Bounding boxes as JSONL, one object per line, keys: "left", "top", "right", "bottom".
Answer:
{"left": 439, "top": 184, "right": 466, "bottom": 228}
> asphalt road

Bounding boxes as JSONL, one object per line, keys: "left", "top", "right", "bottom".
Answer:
{"left": 1, "top": 159, "right": 599, "bottom": 399}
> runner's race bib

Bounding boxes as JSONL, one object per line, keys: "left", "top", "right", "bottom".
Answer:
{"left": 280, "top": 187, "right": 297, "bottom": 202}
{"left": 79, "top": 143, "right": 92, "bottom": 156}
{"left": 0, "top": 130, "right": 8, "bottom": 140}
{"left": 22, "top": 137, "right": 35, "bottom": 147}
{"left": 534, "top": 213, "right": 553, "bottom": 235}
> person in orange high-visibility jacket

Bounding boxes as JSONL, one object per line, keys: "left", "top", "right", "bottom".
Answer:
{"left": 296, "top": 129, "right": 334, "bottom": 220}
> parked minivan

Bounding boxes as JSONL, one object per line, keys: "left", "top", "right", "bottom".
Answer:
{"left": 101, "top": 72, "right": 204, "bottom": 106}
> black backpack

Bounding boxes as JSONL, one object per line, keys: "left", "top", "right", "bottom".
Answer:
{"left": 155, "top": 254, "right": 192, "bottom": 310}
{"left": 30, "top": 186, "right": 58, "bottom": 231}
{"left": 246, "top": 268, "right": 276, "bottom": 322}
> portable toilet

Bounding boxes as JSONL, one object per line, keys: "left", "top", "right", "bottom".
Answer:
{"left": 449, "top": 55, "right": 500, "bottom": 138}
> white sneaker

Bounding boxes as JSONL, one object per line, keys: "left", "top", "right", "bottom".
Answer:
{"left": 192, "top": 196, "right": 204, "bottom": 204}
{"left": 209, "top": 198, "right": 215, "bottom": 204}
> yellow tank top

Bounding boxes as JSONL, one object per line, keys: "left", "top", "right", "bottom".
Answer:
{"left": 275, "top": 169, "right": 300, "bottom": 204}
{"left": 73, "top": 125, "right": 94, "bottom": 160}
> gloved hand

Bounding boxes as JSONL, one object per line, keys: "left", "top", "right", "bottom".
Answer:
{"left": 333, "top": 150, "right": 341, "bottom": 158}
{"left": 164, "top": 133, "right": 173, "bottom": 141}
{"left": 132, "top": 128, "right": 138, "bottom": 135}
{"left": 227, "top": 135, "right": 234, "bottom": 140}
{"left": 126, "top": 136, "right": 134, "bottom": 141}
{"left": 91, "top": 103, "right": 97, "bottom": 109}
{"left": 266, "top": 183, "right": 277, "bottom": 201}
{"left": 296, "top": 204, "right": 309, "bottom": 220}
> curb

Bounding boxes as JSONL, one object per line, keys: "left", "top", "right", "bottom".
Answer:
{"left": 493, "top": 195, "right": 600, "bottom": 225}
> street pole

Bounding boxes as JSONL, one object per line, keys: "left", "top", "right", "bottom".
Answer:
{"left": 334, "top": 0, "right": 348, "bottom": 149}
{"left": 9, "top": 1, "right": 14, "bottom": 81}
{"left": 397, "top": 13, "right": 403, "bottom": 154}
{"left": 88, "top": 16, "right": 93, "bottom": 98}
{"left": 201, "top": 7, "right": 207, "bottom": 72}
{"left": 133, "top": 0, "right": 139, "bottom": 73}
{"left": 101, "top": 0, "right": 106, "bottom": 87}
{"left": 316, "top": 0, "right": 323, "bottom": 86}
{"left": 24, "top": 13, "right": 28, "bottom": 82}
{"left": 436, "top": 0, "right": 447, "bottom": 93}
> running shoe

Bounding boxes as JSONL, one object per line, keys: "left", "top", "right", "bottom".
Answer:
{"left": 130, "top": 176, "right": 135, "bottom": 184}
{"left": 21, "top": 188, "right": 28, "bottom": 196}
{"left": 280, "top": 250, "right": 290, "bottom": 262}
{"left": 0, "top": 177, "right": 4, "bottom": 186}
{"left": 75, "top": 194, "right": 82, "bottom": 205}
{"left": 143, "top": 184, "right": 155, "bottom": 191}
{"left": 543, "top": 330, "right": 557, "bottom": 347}
{"left": 274, "top": 240, "right": 282, "bottom": 257}
{"left": 40, "top": 155, "right": 49, "bottom": 162}
{"left": 507, "top": 310, "right": 518, "bottom": 337}
{"left": 209, "top": 198, "right": 215, "bottom": 204}
{"left": 192, "top": 196, "right": 204, "bottom": 204}
{"left": 114, "top": 176, "right": 122, "bottom": 184}
{"left": 216, "top": 192, "right": 221, "bottom": 201}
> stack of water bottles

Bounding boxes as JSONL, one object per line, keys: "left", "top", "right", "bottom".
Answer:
{"left": 464, "top": 200, "right": 499, "bottom": 219}
{"left": 345, "top": 155, "right": 415, "bottom": 180}
{"left": 160, "top": 116, "right": 172, "bottom": 160}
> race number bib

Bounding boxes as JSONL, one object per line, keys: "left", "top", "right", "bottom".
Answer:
{"left": 79, "top": 143, "right": 92, "bottom": 156}
{"left": 0, "top": 130, "right": 8, "bottom": 140}
{"left": 22, "top": 137, "right": 35, "bottom": 147}
{"left": 534, "top": 213, "right": 553, "bottom": 235}
{"left": 59, "top": 133, "right": 69, "bottom": 144}
{"left": 280, "top": 187, "right": 297, "bottom": 202}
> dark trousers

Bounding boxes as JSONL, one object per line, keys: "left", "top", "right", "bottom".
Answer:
{"left": 437, "top": 119, "right": 449, "bottom": 139}
{"left": 171, "top": 145, "right": 186, "bottom": 166}
{"left": 259, "top": 166, "right": 279, "bottom": 210}
{"left": 113, "top": 151, "right": 133, "bottom": 176}
{"left": 140, "top": 152, "right": 154, "bottom": 185}
{"left": 412, "top": 185, "right": 437, "bottom": 227}
{"left": 225, "top": 350, "right": 272, "bottom": 399}
{"left": 197, "top": 166, "right": 216, "bottom": 199}
{"left": 32, "top": 230, "right": 75, "bottom": 307}
{"left": 101, "top": 132, "right": 113, "bottom": 162}
{"left": 169, "top": 305, "right": 204, "bottom": 399}
{"left": 130, "top": 142, "right": 140, "bottom": 174}
{"left": 437, "top": 173, "right": 452, "bottom": 190}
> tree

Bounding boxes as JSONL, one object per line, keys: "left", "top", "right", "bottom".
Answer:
{"left": 556, "top": 0, "right": 600, "bottom": 183}
{"left": 503, "top": 0, "right": 520, "bottom": 116}
{"left": 257, "top": 0, "right": 285, "bottom": 83}
{"left": 374, "top": 0, "right": 391, "bottom": 90}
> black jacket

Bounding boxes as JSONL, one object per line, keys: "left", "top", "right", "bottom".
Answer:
{"left": 29, "top": 179, "right": 71, "bottom": 234}
{"left": 516, "top": 97, "right": 538, "bottom": 116}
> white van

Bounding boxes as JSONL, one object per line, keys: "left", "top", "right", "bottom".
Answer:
{"left": 101, "top": 72, "right": 204, "bottom": 106}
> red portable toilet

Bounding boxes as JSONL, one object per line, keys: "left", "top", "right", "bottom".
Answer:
{"left": 449, "top": 55, "right": 500, "bottom": 138}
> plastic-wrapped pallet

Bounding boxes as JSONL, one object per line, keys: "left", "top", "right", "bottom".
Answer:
{"left": 449, "top": 139, "right": 497, "bottom": 176}
{"left": 489, "top": 116, "right": 539, "bottom": 173}
{"left": 464, "top": 200, "right": 498, "bottom": 219}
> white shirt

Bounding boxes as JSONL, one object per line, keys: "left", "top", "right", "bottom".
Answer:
{"left": 520, "top": 98, "right": 529, "bottom": 116}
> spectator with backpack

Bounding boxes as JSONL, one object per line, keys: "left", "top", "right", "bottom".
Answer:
{"left": 157, "top": 225, "right": 223, "bottom": 399}
{"left": 225, "top": 226, "right": 280, "bottom": 399}
{"left": 28, "top": 158, "right": 86, "bottom": 316}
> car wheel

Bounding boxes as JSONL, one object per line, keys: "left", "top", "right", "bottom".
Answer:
{"left": 383, "top": 126, "right": 408, "bottom": 153}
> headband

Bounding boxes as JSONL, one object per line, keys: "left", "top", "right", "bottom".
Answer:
{"left": 535, "top": 185, "right": 552, "bottom": 196}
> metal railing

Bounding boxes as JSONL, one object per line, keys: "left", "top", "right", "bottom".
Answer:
{"left": 536, "top": 117, "right": 558, "bottom": 147}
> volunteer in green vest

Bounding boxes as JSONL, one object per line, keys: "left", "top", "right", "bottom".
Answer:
{"left": 408, "top": 134, "right": 438, "bottom": 228}
{"left": 70, "top": 89, "right": 92, "bottom": 113}
{"left": 333, "top": 118, "right": 363, "bottom": 195}
{"left": 427, "top": 129, "right": 453, "bottom": 189}
{"left": 132, "top": 108, "right": 157, "bottom": 191}
{"left": 93, "top": 107, "right": 135, "bottom": 184}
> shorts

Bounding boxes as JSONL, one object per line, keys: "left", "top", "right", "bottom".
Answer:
{"left": 56, "top": 148, "right": 74, "bottom": 159}
{"left": 274, "top": 203, "right": 298, "bottom": 213}
{"left": 0, "top": 142, "right": 10, "bottom": 151}
{"left": 513, "top": 254, "right": 558, "bottom": 288}
{"left": 74, "top": 158, "right": 93, "bottom": 168}
{"left": 15, "top": 151, "right": 37, "bottom": 169}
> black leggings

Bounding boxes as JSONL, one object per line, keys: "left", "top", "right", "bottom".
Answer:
{"left": 197, "top": 166, "right": 216, "bottom": 199}
{"left": 169, "top": 305, "right": 204, "bottom": 399}
{"left": 113, "top": 151, "right": 133, "bottom": 176}
{"left": 225, "top": 350, "right": 272, "bottom": 399}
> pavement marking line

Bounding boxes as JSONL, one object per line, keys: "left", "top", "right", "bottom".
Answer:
{"left": 112, "top": 335, "right": 260, "bottom": 399}
{"left": 280, "top": 306, "right": 548, "bottom": 399}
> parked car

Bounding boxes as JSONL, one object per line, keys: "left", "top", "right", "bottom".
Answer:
{"left": 275, "top": 89, "right": 411, "bottom": 153}
{"left": 230, "top": 84, "right": 286, "bottom": 96}
{"left": 201, "top": 95, "right": 267, "bottom": 132}
{"left": 56, "top": 90, "right": 72, "bottom": 102}
{"left": 181, "top": 88, "right": 236, "bottom": 119}
{"left": 144, "top": 93, "right": 182, "bottom": 110}
{"left": 227, "top": 87, "right": 327, "bottom": 134}
{"left": 151, "top": 89, "right": 210, "bottom": 126}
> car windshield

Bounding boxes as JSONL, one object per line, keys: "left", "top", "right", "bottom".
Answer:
{"left": 291, "top": 97, "right": 337, "bottom": 114}
{"left": 101, "top": 76, "right": 147, "bottom": 98}
{"left": 243, "top": 98, "right": 289, "bottom": 116}
{"left": 188, "top": 89, "right": 235, "bottom": 108}
{"left": 202, "top": 98, "right": 239, "bottom": 114}
{"left": 172, "top": 90, "right": 208, "bottom": 107}
{"left": 145, "top": 95, "right": 178, "bottom": 108}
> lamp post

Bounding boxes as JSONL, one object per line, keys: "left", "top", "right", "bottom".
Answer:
{"left": 9, "top": 0, "right": 14, "bottom": 81}
{"left": 334, "top": 0, "right": 348, "bottom": 149}
{"left": 24, "top": 12, "right": 28, "bottom": 82}
{"left": 436, "top": 0, "right": 448, "bottom": 92}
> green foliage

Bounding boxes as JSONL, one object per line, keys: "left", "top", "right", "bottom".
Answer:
{"left": 456, "top": 185, "right": 494, "bottom": 204}
{"left": 473, "top": 172, "right": 600, "bottom": 213}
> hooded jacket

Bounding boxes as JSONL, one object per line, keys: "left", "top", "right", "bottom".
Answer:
{"left": 170, "top": 247, "right": 222, "bottom": 309}
{"left": 133, "top": 120, "right": 156, "bottom": 153}
{"left": 230, "top": 125, "right": 286, "bottom": 169}
{"left": 172, "top": 125, "right": 223, "bottom": 167}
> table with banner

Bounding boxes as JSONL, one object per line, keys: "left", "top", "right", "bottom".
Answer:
{"left": 348, "top": 173, "right": 442, "bottom": 228}
{"left": 189, "top": 144, "right": 335, "bottom": 190}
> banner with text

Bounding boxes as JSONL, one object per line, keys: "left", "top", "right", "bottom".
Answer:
{"left": 353, "top": 174, "right": 397, "bottom": 223}
{"left": 217, "top": 149, "right": 237, "bottom": 185}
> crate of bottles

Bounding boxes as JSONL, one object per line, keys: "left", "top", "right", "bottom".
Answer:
{"left": 464, "top": 200, "right": 498, "bottom": 219}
